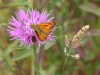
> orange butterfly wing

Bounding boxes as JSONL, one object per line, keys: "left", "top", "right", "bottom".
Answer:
{"left": 36, "top": 21, "right": 56, "bottom": 42}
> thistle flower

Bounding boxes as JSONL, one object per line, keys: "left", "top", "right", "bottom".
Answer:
{"left": 72, "top": 25, "right": 89, "bottom": 48}
{"left": 8, "top": 9, "right": 57, "bottom": 47}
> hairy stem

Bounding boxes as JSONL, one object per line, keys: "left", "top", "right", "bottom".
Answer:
{"left": 33, "top": 45, "right": 39, "bottom": 75}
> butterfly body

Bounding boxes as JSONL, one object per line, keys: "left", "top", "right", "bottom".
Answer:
{"left": 32, "top": 24, "right": 48, "bottom": 36}
{"left": 31, "top": 22, "right": 56, "bottom": 42}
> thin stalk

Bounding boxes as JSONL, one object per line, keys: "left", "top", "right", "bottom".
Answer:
{"left": 60, "top": 0, "right": 67, "bottom": 9}
{"left": 31, "top": 55, "right": 35, "bottom": 75}
{"left": 62, "top": 46, "right": 73, "bottom": 73}
{"left": 33, "top": 45, "right": 39, "bottom": 75}
{"left": 1, "top": 51, "right": 15, "bottom": 75}
{"left": 28, "top": 0, "right": 34, "bottom": 9}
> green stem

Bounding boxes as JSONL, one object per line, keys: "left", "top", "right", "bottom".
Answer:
{"left": 62, "top": 46, "right": 73, "bottom": 73}
{"left": 60, "top": 0, "right": 67, "bottom": 9}
{"left": 28, "top": 0, "right": 34, "bottom": 9}
{"left": 33, "top": 45, "right": 39, "bottom": 75}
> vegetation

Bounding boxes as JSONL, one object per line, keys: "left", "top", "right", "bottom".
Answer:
{"left": 0, "top": 0, "right": 100, "bottom": 75}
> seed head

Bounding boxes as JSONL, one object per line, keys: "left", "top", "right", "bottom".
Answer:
{"left": 72, "top": 25, "right": 89, "bottom": 48}
{"left": 65, "top": 35, "right": 69, "bottom": 47}
{"left": 64, "top": 47, "right": 67, "bottom": 56}
{"left": 72, "top": 54, "right": 80, "bottom": 59}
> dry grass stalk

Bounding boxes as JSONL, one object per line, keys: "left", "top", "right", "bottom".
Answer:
{"left": 72, "top": 25, "right": 89, "bottom": 48}
{"left": 65, "top": 35, "right": 69, "bottom": 47}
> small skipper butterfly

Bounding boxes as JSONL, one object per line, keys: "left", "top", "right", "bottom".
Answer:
{"left": 31, "top": 22, "right": 56, "bottom": 42}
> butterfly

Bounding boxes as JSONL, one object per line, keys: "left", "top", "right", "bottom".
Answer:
{"left": 31, "top": 22, "right": 56, "bottom": 42}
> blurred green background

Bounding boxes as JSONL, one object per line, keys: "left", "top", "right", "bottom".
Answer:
{"left": 0, "top": 0, "right": 100, "bottom": 75}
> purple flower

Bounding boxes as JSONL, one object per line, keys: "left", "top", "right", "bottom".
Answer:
{"left": 8, "top": 9, "right": 57, "bottom": 47}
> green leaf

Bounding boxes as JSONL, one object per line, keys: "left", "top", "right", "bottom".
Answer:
{"left": 0, "top": 49, "right": 3, "bottom": 61}
{"left": 8, "top": 1, "right": 28, "bottom": 6}
{"left": 5, "top": 41, "right": 19, "bottom": 56}
{"left": 44, "top": 42, "right": 56, "bottom": 50}
{"left": 50, "top": 0, "right": 61, "bottom": 8}
{"left": 0, "top": 1, "right": 29, "bottom": 8}
{"left": 12, "top": 49, "right": 33, "bottom": 61}
{"left": 80, "top": 3, "right": 100, "bottom": 16}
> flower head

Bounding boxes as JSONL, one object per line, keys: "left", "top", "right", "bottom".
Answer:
{"left": 72, "top": 25, "right": 89, "bottom": 48}
{"left": 8, "top": 9, "right": 57, "bottom": 47}
{"left": 71, "top": 54, "right": 80, "bottom": 59}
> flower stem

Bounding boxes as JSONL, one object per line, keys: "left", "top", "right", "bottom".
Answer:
{"left": 33, "top": 45, "right": 39, "bottom": 75}
{"left": 62, "top": 46, "right": 73, "bottom": 73}
{"left": 28, "top": 0, "right": 34, "bottom": 9}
